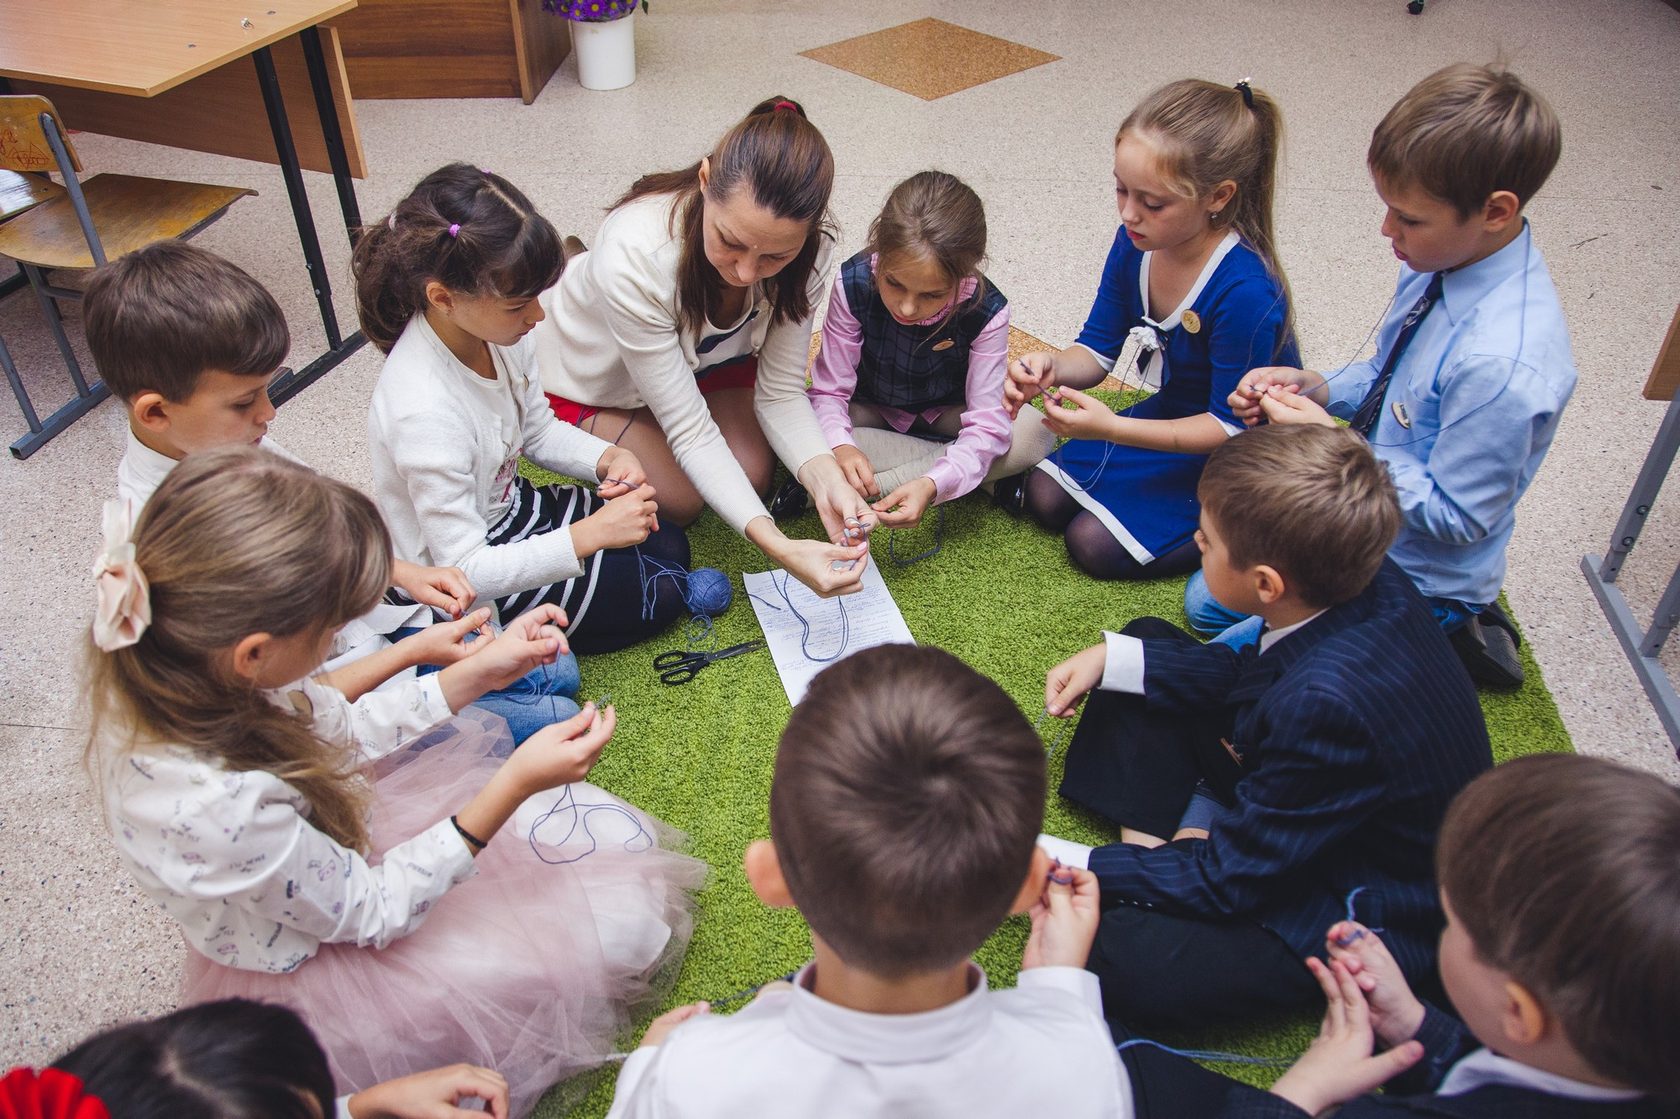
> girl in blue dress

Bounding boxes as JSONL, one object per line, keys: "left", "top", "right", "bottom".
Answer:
{"left": 1004, "top": 79, "right": 1299, "bottom": 580}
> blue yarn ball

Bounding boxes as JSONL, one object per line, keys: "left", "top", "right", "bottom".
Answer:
{"left": 684, "top": 567, "right": 734, "bottom": 616}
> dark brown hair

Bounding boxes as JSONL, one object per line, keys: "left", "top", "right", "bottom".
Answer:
{"left": 1121, "top": 78, "right": 1293, "bottom": 347}
{"left": 352, "top": 162, "right": 563, "bottom": 353}
{"left": 769, "top": 645, "right": 1046, "bottom": 978}
{"left": 83, "top": 240, "right": 289, "bottom": 402}
{"left": 866, "top": 170, "right": 988, "bottom": 322}
{"left": 1368, "top": 63, "right": 1562, "bottom": 218}
{"left": 86, "top": 446, "right": 391, "bottom": 851}
{"left": 53, "top": 999, "right": 335, "bottom": 1119}
{"left": 1198, "top": 425, "right": 1399, "bottom": 608}
{"left": 1438, "top": 755, "right": 1680, "bottom": 1097}
{"left": 613, "top": 96, "right": 835, "bottom": 338}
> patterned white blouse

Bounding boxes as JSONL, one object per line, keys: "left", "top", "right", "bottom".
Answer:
{"left": 100, "top": 674, "right": 476, "bottom": 974}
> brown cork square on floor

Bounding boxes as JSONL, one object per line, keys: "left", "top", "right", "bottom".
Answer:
{"left": 799, "top": 18, "right": 1059, "bottom": 101}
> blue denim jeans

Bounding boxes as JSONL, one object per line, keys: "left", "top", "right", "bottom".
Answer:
{"left": 392, "top": 628, "right": 582, "bottom": 745}
{"left": 1182, "top": 569, "right": 1481, "bottom": 646}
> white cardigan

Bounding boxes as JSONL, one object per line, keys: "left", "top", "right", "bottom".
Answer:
{"left": 368, "top": 314, "right": 613, "bottom": 608}
{"left": 532, "top": 193, "right": 834, "bottom": 533}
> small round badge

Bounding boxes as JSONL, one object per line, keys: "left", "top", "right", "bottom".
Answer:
{"left": 1181, "top": 310, "right": 1201, "bottom": 334}
{"left": 931, "top": 339, "right": 955, "bottom": 351}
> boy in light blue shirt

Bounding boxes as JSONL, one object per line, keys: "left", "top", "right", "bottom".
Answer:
{"left": 1191, "top": 64, "right": 1576, "bottom": 688}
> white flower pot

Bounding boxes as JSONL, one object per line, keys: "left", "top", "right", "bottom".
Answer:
{"left": 572, "top": 11, "right": 636, "bottom": 91}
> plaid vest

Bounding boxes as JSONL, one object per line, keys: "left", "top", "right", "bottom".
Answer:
{"left": 841, "top": 251, "right": 1008, "bottom": 413}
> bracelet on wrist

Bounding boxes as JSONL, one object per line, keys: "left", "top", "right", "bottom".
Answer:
{"left": 450, "top": 814, "right": 490, "bottom": 851}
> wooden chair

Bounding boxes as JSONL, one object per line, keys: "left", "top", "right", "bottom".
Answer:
{"left": 0, "top": 95, "right": 255, "bottom": 458}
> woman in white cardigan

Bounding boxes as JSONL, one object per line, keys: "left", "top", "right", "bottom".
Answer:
{"left": 533, "top": 97, "right": 872, "bottom": 597}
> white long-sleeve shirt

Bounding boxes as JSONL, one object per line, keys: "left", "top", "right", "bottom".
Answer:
{"left": 368, "top": 314, "right": 613, "bottom": 608}
{"left": 605, "top": 963, "right": 1133, "bottom": 1119}
{"left": 101, "top": 674, "right": 472, "bottom": 974}
{"left": 531, "top": 193, "right": 835, "bottom": 533}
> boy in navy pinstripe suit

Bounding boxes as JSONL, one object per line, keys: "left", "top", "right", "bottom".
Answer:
{"left": 1117, "top": 756, "right": 1680, "bottom": 1119}
{"left": 1038, "top": 425, "right": 1491, "bottom": 1030}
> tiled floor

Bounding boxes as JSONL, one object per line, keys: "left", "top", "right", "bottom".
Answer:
{"left": 3, "top": 0, "right": 1680, "bottom": 1072}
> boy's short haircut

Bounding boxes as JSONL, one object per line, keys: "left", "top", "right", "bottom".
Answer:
{"left": 1368, "top": 63, "right": 1561, "bottom": 218}
{"left": 769, "top": 645, "right": 1046, "bottom": 979}
{"left": 1198, "top": 425, "right": 1399, "bottom": 609}
{"left": 1438, "top": 755, "right": 1680, "bottom": 1098}
{"left": 83, "top": 240, "right": 289, "bottom": 403}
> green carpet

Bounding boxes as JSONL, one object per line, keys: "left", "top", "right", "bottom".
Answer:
{"left": 519, "top": 455, "right": 1572, "bottom": 1116}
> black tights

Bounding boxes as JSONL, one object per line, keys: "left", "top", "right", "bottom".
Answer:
{"left": 1023, "top": 470, "right": 1201, "bottom": 581}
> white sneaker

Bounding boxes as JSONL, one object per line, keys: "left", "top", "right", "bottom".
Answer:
{"left": 1037, "top": 832, "right": 1093, "bottom": 870}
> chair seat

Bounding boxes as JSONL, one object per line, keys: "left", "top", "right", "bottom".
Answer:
{"left": 0, "top": 171, "right": 63, "bottom": 222}
{"left": 0, "top": 173, "right": 254, "bottom": 270}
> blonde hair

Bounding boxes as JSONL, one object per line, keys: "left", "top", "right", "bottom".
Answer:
{"left": 1368, "top": 63, "right": 1561, "bottom": 218}
{"left": 85, "top": 446, "right": 392, "bottom": 851}
{"left": 866, "top": 170, "right": 988, "bottom": 323}
{"left": 1119, "top": 78, "right": 1293, "bottom": 350}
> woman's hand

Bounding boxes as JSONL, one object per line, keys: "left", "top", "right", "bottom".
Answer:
{"left": 571, "top": 484, "right": 660, "bottom": 557}
{"left": 872, "top": 477, "right": 936, "bottom": 528}
{"left": 595, "top": 445, "right": 649, "bottom": 498}
{"left": 779, "top": 536, "right": 871, "bottom": 597}
{"left": 390, "top": 559, "right": 476, "bottom": 620}
{"left": 832, "top": 443, "right": 879, "bottom": 501}
{"left": 1004, "top": 351, "right": 1057, "bottom": 418}
{"left": 1039, "top": 386, "right": 1117, "bottom": 441}
{"left": 799, "top": 455, "right": 877, "bottom": 545}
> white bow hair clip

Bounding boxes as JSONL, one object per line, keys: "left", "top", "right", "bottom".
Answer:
{"left": 92, "top": 499, "right": 151, "bottom": 651}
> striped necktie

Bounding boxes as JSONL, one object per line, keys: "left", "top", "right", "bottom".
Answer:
{"left": 1350, "top": 271, "right": 1444, "bottom": 438}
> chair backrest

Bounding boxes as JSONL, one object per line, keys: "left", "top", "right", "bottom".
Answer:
{"left": 0, "top": 95, "right": 82, "bottom": 177}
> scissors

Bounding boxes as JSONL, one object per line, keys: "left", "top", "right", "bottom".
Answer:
{"left": 654, "top": 639, "right": 765, "bottom": 685}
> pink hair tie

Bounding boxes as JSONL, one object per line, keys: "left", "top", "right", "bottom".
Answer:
{"left": 772, "top": 99, "right": 798, "bottom": 113}
{"left": 447, "top": 223, "right": 461, "bottom": 238}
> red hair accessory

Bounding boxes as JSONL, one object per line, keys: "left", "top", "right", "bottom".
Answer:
{"left": 772, "top": 99, "right": 799, "bottom": 113}
{"left": 0, "top": 1069, "right": 111, "bottom": 1119}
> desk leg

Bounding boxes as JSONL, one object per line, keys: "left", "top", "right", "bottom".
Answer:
{"left": 1594, "top": 394, "right": 1680, "bottom": 583}
{"left": 299, "top": 26, "right": 363, "bottom": 245}
{"left": 252, "top": 41, "right": 367, "bottom": 406}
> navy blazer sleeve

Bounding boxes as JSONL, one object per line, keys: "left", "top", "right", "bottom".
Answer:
{"left": 1089, "top": 680, "right": 1389, "bottom": 917}
{"left": 1132, "top": 630, "right": 1249, "bottom": 712}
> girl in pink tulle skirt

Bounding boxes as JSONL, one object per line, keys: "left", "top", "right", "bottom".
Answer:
{"left": 86, "top": 447, "right": 704, "bottom": 1116}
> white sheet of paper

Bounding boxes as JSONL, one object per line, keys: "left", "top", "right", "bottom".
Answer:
{"left": 744, "top": 563, "right": 915, "bottom": 705}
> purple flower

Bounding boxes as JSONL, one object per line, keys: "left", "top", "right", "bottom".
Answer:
{"left": 542, "top": 0, "right": 646, "bottom": 20}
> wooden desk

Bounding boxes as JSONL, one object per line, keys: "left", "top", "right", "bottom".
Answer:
{"left": 0, "top": 0, "right": 369, "bottom": 409}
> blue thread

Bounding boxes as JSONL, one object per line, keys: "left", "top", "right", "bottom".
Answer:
{"left": 683, "top": 613, "right": 715, "bottom": 650}
{"left": 495, "top": 651, "right": 572, "bottom": 725}
{"left": 526, "top": 780, "right": 653, "bottom": 866}
{"left": 748, "top": 571, "right": 850, "bottom": 662}
{"left": 633, "top": 545, "right": 690, "bottom": 622}
{"left": 1115, "top": 1038, "right": 1294, "bottom": 1067}
{"left": 704, "top": 970, "right": 800, "bottom": 1013}
{"left": 1334, "top": 886, "right": 1384, "bottom": 945}
{"left": 887, "top": 504, "right": 945, "bottom": 566}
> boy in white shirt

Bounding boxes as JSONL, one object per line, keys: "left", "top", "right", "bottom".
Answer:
{"left": 606, "top": 644, "right": 1134, "bottom": 1119}
{"left": 83, "top": 241, "right": 581, "bottom": 741}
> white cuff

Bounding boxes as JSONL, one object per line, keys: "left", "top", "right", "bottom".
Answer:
{"left": 1100, "top": 631, "right": 1146, "bottom": 694}
{"left": 1071, "top": 341, "right": 1117, "bottom": 373}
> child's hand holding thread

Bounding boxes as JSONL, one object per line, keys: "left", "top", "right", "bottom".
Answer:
{"left": 1003, "top": 352, "right": 1056, "bottom": 418}
{"left": 871, "top": 477, "right": 936, "bottom": 528}
{"left": 1258, "top": 384, "right": 1337, "bottom": 428}
{"left": 573, "top": 484, "right": 660, "bottom": 555}
{"left": 1229, "top": 366, "right": 1308, "bottom": 426}
{"left": 390, "top": 559, "right": 476, "bottom": 620}
{"left": 1324, "top": 921, "right": 1426, "bottom": 1049}
{"left": 394, "top": 607, "right": 494, "bottom": 670}
{"left": 503, "top": 701, "right": 614, "bottom": 795}
{"left": 1021, "top": 863, "right": 1100, "bottom": 971}
{"left": 437, "top": 604, "right": 569, "bottom": 710}
{"left": 832, "top": 444, "right": 879, "bottom": 502}
{"left": 1044, "top": 644, "right": 1107, "bottom": 716}
{"left": 1269, "top": 958, "right": 1424, "bottom": 1116}
{"left": 594, "top": 445, "right": 649, "bottom": 498}
{"left": 1038, "top": 385, "right": 1116, "bottom": 441}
